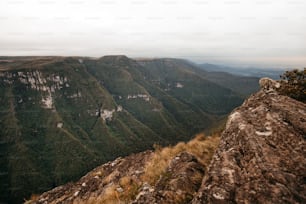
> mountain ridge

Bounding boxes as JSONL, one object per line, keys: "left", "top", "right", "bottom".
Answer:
{"left": 0, "top": 55, "right": 258, "bottom": 203}
{"left": 198, "top": 63, "right": 286, "bottom": 79}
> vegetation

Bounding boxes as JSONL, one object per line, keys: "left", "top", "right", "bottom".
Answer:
{"left": 142, "top": 133, "right": 220, "bottom": 185}
{"left": 0, "top": 56, "right": 250, "bottom": 203}
{"left": 70, "top": 132, "right": 220, "bottom": 204}
{"left": 278, "top": 68, "right": 306, "bottom": 102}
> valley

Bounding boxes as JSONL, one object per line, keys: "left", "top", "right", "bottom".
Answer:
{"left": 0, "top": 56, "right": 259, "bottom": 203}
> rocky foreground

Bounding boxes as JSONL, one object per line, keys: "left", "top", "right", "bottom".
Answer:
{"left": 29, "top": 80, "right": 306, "bottom": 203}
{"left": 192, "top": 79, "right": 306, "bottom": 203}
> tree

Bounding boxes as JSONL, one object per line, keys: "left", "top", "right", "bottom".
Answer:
{"left": 278, "top": 68, "right": 306, "bottom": 102}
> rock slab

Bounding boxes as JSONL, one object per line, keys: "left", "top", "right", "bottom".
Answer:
{"left": 192, "top": 89, "right": 306, "bottom": 203}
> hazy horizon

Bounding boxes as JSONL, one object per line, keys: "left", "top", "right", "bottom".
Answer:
{"left": 0, "top": 0, "right": 305, "bottom": 68}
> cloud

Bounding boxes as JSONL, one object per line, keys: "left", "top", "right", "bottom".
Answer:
{"left": 0, "top": 0, "right": 305, "bottom": 68}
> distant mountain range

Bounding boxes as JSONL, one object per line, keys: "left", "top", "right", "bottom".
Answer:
{"left": 198, "top": 63, "right": 286, "bottom": 79}
{"left": 0, "top": 56, "right": 260, "bottom": 203}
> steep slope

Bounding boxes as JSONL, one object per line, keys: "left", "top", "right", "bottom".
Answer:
{"left": 84, "top": 56, "right": 187, "bottom": 139}
{"left": 137, "top": 59, "right": 259, "bottom": 97}
{"left": 30, "top": 78, "right": 306, "bottom": 203}
{"left": 0, "top": 57, "right": 163, "bottom": 203}
{"left": 28, "top": 134, "right": 220, "bottom": 204}
{"left": 200, "top": 71, "right": 259, "bottom": 96}
{"left": 0, "top": 56, "right": 247, "bottom": 203}
{"left": 137, "top": 58, "right": 244, "bottom": 114}
{"left": 189, "top": 62, "right": 260, "bottom": 96}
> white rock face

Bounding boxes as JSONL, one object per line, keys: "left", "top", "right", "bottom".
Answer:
{"left": 8, "top": 71, "right": 70, "bottom": 93}
{"left": 67, "top": 91, "right": 82, "bottom": 99}
{"left": 41, "top": 91, "right": 53, "bottom": 109}
{"left": 0, "top": 71, "right": 76, "bottom": 109}
{"left": 117, "top": 106, "right": 123, "bottom": 112}
{"left": 127, "top": 94, "right": 150, "bottom": 102}
{"left": 57, "top": 123, "right": 63, "bottom": 128}
{"left": 100, "top": 109, "right": 115, "bottom": 121}
{"left": 100, "top": 106, "right": 124, "bottom": 121}
{"left": 176, "top": 82, "right": 184, "bottom": 88}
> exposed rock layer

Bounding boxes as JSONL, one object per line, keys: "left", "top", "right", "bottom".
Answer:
{"left": 193, "top": 88, "right": 306, "bottom": 203}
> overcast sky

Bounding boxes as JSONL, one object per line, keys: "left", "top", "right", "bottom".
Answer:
{"left": 0, "top": 0, "right": 305, "bottom": 68}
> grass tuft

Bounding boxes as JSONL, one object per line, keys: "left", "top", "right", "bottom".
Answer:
{"left": 142, "top": 133, "right": 220, "bottom": 185}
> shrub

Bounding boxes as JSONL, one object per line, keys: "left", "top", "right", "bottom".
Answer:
{"left": 278, "top": 68, "right": 306, "bottom": 102}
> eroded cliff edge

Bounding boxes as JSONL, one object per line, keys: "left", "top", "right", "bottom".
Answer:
{"left": 30, "top": 79, "right": 306, "bottom": 203}
{"left": 193, "top": 81, "right": 306, "bottom": 203}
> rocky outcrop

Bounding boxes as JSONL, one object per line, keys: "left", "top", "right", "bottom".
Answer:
{"left": 30, "top": 78, "right": 306, "bottom": 204}
{"left": 132, "top": 152, "right": 204, "bottom": 204}
{"left": 30, "top": 150, "right": 207, "bottom": 204}
{"left": 33, "top": 151, "right": 154, "bottom": 204}
{"left": 192, "top": 80, "right": 306, "bottom": 203}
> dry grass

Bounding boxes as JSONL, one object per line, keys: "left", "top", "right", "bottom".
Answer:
{"left": 75, "top": 176, "right": 140, "bottom": 204}
{"left": 119, "top": 176, "right": 133, "bottom": 187}
{"left": 36, "top": 133, "right": 220, "bottom": 204}
{"left": 142, "top": 133, "right": 220, "bottom": 185}
{"left": 118, "top": 176, "right": 140, "bottom": 202}
{"left": 79, "top": 133, "right": 220, "bottom": 203}
{"left": 24, "top": 194, "right": 40, "bottom": 204}
{"left": 76, "top": 185, "right": 120, "bottom": 204}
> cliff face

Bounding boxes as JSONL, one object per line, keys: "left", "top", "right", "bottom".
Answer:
{"left": 193, "top": 81, "right": 306, "bottom": 203}
{"left": 30, "top": 79, "right": 306, "bottom": 203}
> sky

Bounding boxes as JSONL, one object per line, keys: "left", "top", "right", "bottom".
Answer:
{"left": 0, "top": 0, "right": 305, "bottom": 68}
